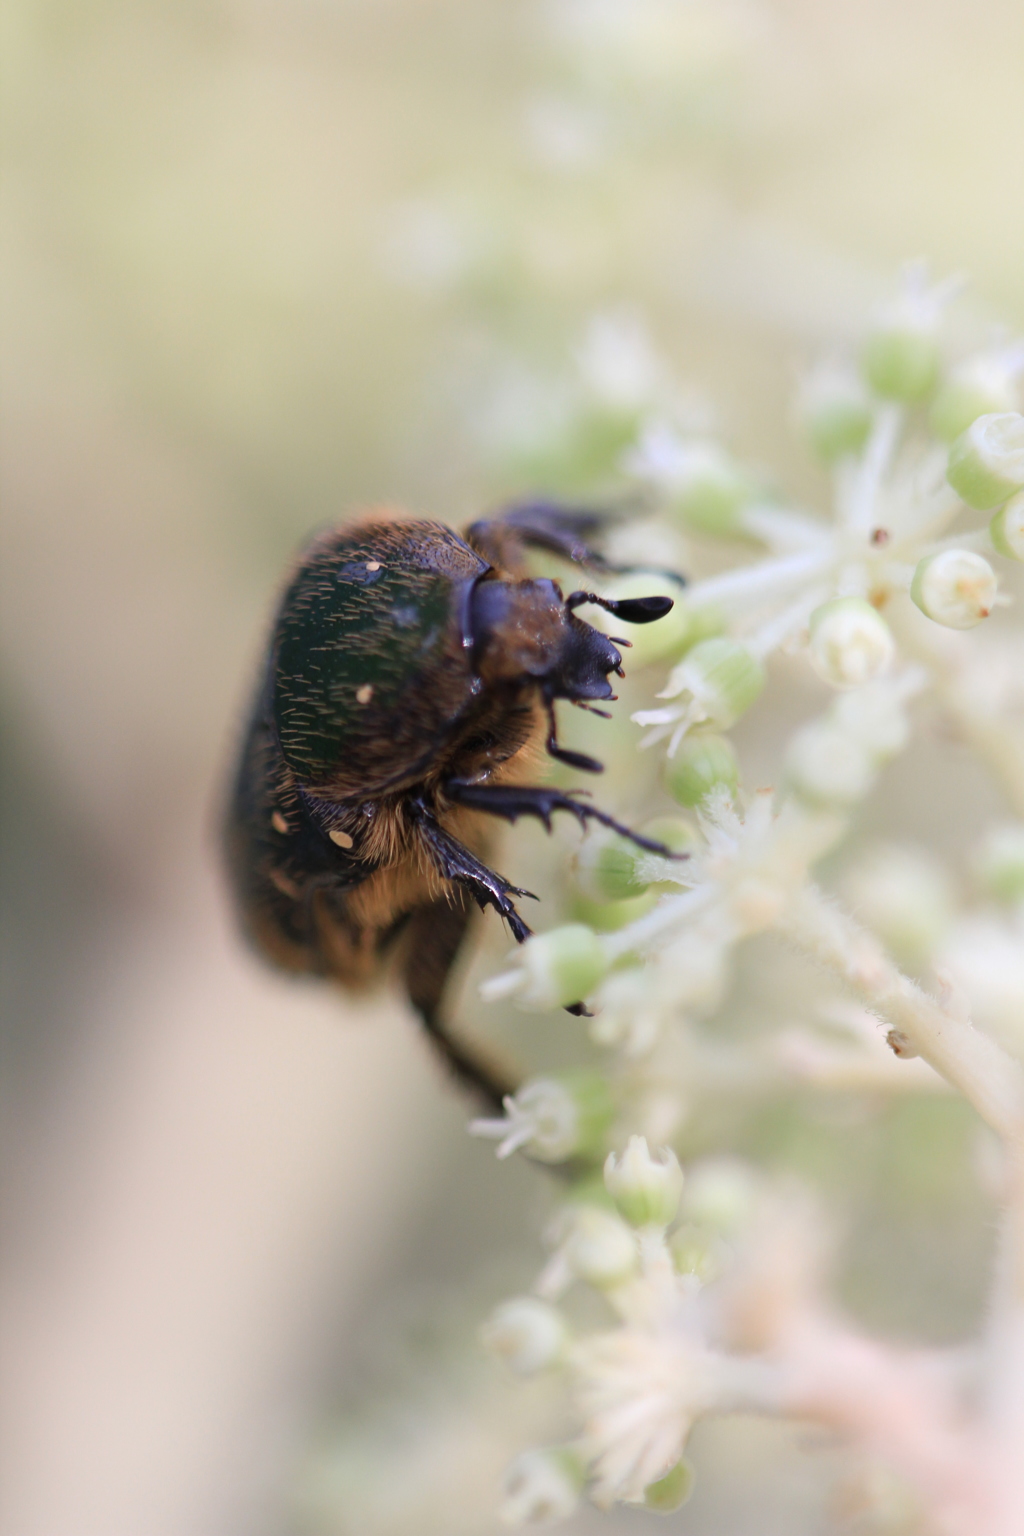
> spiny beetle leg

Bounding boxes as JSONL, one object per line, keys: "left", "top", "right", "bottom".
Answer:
{"left": 475, "top": 501, "right": 611, "bottom": 569}
{"left": 444, "top": 780, "right": 687, "bottom": 858}
{"left": 410, "top": 799, "right": 536, "bottom": 943}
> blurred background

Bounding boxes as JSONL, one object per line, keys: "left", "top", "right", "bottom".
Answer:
{"left": 3, "top": 2, "right": 1024, "bottom": 1532}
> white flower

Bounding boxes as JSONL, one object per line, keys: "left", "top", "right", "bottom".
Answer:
{"left": 604, "top": 1137, "right": 684, "bottom": 1228}
{"left": 499, "top": 1448, "right": 582, "bottom": 1526}
{"left": 910, "top": 548, "right": 997, "bottom": 629}
{"left": 571, "top": 1328, "right": 702, "bottom": 1506}
{"left": 808, "top": 598, "right": 895, "bottom": 689}
{"left": 469, "top": 1074, "right": 613, "bottom": 1163}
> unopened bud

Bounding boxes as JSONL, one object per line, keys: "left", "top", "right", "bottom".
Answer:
{"left": 679, "top": 1156, "right": 759, "bottom": 1234}
{"left": 644, "top": 1459, "right": 695, "bottom": 1514}
{"left": 990, "top": 491, "right": 1024, "bottom": 561}
{"left": 862, "top": 304, "right": 941, "bottom": 402}
{"left": 664, "top": 732, "right": 739, "bottom": 806}
{"left": 911, "top": 548, "right": 997, "bottom": 629}
{"left": 563, "top": 1205, "right": 637, "bottom": 1287}
{"left": 947, "top": 412, "right": 1024, "bottom": 510}
{"left": 604, "top": 1135, "right": 684, "bottom": 1228}
{"left": 799, "top": 367, "right": 873, "bottom": 462}
{"left": 786, "top": 720, "right": 878, "bottom": 807}
{"left": 975, "top": 824, "right": 1024, "bottom": 904}
{"left": 499, "top": 1447, "right": 584, "bottom": 1526}
{"left": 930, "top": 359, "right": 1020, "bottom": 442}
{"left": 665, "top": 444, "right": 753, "bottom": 536}
{"left": 638, "top": 815, "right": 698, "bottom": 854}
{"left": 575, "top": 830, "right": 652, "bottom": 902}
{"left": 664, "top": 638, "right": 765, "bottom": 729}
{"left": 481, "top": 1297, "right": 568, "bottom": 1376}
{"left": 669, "top": 1224, "right": 724, "bottom": 1283}
{"left": 831, "top": 685, "right": 910, "bottom": 761}
{"left": 570, "top": 890, "right": 656, "bottom": 933}
{"left": 808, "top": 598, "right": 895, "bottom": 689}
{"left": 482, "top": 924, "right": 609, "bottom": 1011}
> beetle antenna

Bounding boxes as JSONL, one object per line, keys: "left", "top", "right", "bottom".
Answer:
{"left": 564, "top": 590, "right": 674, "bottom": 624}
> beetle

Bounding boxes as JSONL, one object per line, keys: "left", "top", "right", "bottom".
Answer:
{"left": 224, "top": 501, "right": 679, "bottom": 1109}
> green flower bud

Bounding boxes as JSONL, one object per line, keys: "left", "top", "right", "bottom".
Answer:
{"left": 679, "top": 1157, "right": 759, "bottom": 1234}
{"left": 808, "top": 598, "right": 895, "bottom": 689}
{"left": 665, "top": 731, "right": 739, "bottom": 807}
{"left": 563, "top": 1205, "right": 638, "bottom": 1287}
{"left": 480, "top": 1297, "right": 568, "bottom": 1376}
{"left": 639, "top": 816, "right": 698, "bottom": 857}
{"left": 831, "top": 685, "right": 910, "bottom": 761}
{"left": 799, "top": 369, "right": 873, "bottom": 462}
{"left": 682, "top": 637, "right": 765, "bottom": 727}
{"left": 911, "top": 548, "right": 997, "bottom": 629}
{"left": 570, "top": 890, "right": 657, "bottom": 932}
{"left": 665, "top": 444, "right": 753, "bottom": 536}
{"left": 975, "top": 824, "right": 1024, "bottom": 903}
{"left": 990, "top": 491, "right": 1024, "bottom": 561}
{"left": 644, "top": 1459, "right": 695, "bottom": 1514}
{"left": 518, "top": 924, "right": 610, "bottom": 1010}
{"left": 576, "top": 829, "right": 653, "bottom": 902}
{"left": 930, "top": 361, "right": 1019, "bottom": 442}
{"left": 604, "top": 1135, "right": 684, "bottom": 1228}
{"left": 947, "top": 412, "right": 1024, "bottom": 510}
{"left": 862, "top": 317, "right": 940, "bottom": 402}
{"left": 669, "top": 1224, "right": 724, "bottom": 1283}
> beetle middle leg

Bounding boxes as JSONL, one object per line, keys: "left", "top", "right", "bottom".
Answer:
{"left": 402, "top": 891, "right": 519, "bottom": 1111}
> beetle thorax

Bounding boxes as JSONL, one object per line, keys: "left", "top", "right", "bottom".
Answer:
{"left": 472, "top": 578, "right": 570, "bottom": 685}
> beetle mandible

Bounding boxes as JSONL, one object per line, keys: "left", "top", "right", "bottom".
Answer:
{"left": 224, "top": 501, "right": 680, "bottom": 1109}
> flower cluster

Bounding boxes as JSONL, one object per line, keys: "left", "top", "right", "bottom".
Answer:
{"left": 471, "top": 276, "right": 1024, "bottom": 1533}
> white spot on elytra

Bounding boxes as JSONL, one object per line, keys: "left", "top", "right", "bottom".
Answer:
{"left": 271, "top": 810, "right": 289, "bottom": 835}
{"left": 365, "top": 560, "right": 382, "bottom": 572}
{"left": 356, "top": 684, "right": 374, "bottom": 704}
{"left": 329, "top": 829, "right": 354, "bottom": 850}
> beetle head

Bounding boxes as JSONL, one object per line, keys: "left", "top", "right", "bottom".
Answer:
{"left": 469, "top": 576, "right": 673, "bottom": 704}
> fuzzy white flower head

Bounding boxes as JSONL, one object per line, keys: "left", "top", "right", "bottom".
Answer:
{"left": 572, "top": 1328, "right": 698, "bottom": 1507}
{"left": 481, "top": 1297, "right": 568, "bottom": 1376}
{"left": 605, "top": 1136, "right": 684, "bottom": 1228}
{"left": 499, "top": 1447, "right": 583, "bottom": 1526}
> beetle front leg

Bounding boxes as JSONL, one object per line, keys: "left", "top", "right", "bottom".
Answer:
{"left": 409, "top": 798, "right": 537, "bottom": 943}
{"left": 443, "top": 779, "right": 683, "bottom": 856}
{"left": 465, "top": 499, "right": 686, "bottom": 586}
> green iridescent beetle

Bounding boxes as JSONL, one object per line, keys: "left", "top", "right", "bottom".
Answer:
{"left": 224, "top": 502, "right": 680, "bottom": 1107}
